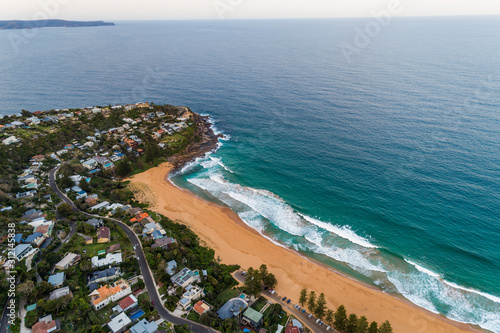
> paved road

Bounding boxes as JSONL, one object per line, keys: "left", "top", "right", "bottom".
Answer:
{"left": 233, "top": 271, "right": 335, "bottom": 333}
{"left": 49, "top": 167, "right": 217, "bottom": 333}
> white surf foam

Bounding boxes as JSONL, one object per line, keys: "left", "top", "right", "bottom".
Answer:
{"left": 300, "top": 213, "right": 377, "bottom": 249}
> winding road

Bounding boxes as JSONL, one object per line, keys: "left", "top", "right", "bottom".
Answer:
{"left": 49, "top": 167, "right": 217, "bottom": 333}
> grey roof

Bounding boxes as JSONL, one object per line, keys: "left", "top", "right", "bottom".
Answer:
{"left": 49, "top": 286, "right": 71, "bottom": 300}
{"left": 171, "top": 267, "right": 195, "bottom": 286}
{"left": 129, "top": 319, "right": 158, "bottom": 333}
{"left": 86, "top": 218, "right": 103, "bottom": 227}
{"left": 88, "top": 267, "right": 119, "bottom": 284}
{"left": 217, "top": 298, "right": 248, "bottom": 320}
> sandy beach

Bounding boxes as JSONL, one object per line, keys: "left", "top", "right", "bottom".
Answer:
{"left": 128, "top": 162, "right": 483, "bottom": 333}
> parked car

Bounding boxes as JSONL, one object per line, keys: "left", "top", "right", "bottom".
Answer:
{"left": 308, "top": 314, "right": 313, "bottom": 319}
{"left": 287, "top": 299, "right": 291, "bottom": 304}
{"left": 326, "top": 326, "right": 331, "bottom": 331}
{"left": 316, "top": 319, "right": 321, "bottom": 324}
{"left": 302, "top": 309, "right": 306, "bottom": 313}
{"left": 282, "top": 297, "right": 287, "bottom": 301}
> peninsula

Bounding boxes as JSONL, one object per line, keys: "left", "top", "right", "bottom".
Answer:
{"left": 0, "top": 19, "right": 115, "bottom": 30}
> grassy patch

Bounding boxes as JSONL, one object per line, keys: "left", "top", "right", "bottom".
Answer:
{"left": 251, "top": 297, "right": 268, "bottom": 312}
{"left": 215, "top": 287, "right": 241, "bottom": 304}
{"left": 187, "top": 311, "right": 200, "bottom": 322}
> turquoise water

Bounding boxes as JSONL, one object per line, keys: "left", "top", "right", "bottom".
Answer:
{"left": 0, "top": 18, "right": 499, "bottom": 331}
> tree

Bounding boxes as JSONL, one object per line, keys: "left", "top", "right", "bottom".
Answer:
{"left": 57, "top": 203, "right": 73, "bottom": 218}
{"left": 17, "top": 280, "right": 35, "bottom": 299}
{"left": 299, "top": 287, "right": 308, "bottom": 307}
{"left": 357, "top": 316, "right": 369, "bottom": 333}
{"left": 378, "top": 321, "right": 393, "bottom": 333}
{"left": 115, "top": 159, "right": 132, "bottom": 178}
{"left": 368, "top": 321, "right": 378, "bottom": 333}
{"left": 262, "top": 272, "right": 277, "bottom": 289}
{"left": 21, "top": 110, "right": 32, "bottom": 117}
{"left": 244, "top": 267, "right": 262, "bottom": 297}
{"left": 334, "top": 305, "right": 348, "bottom": 332}
{"left": 325, "top": 309, "right": 334, "bottom": 325}
{"left": 307, "top": 291, "right": 316, "bottom": 313}
{"left": 315, "top": 293, "right": 326, "bottom": 319}
{"left": 346, "top": 313, "right": 358, "bottom": 333}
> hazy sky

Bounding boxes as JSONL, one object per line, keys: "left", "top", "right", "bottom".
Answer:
{"left": 2, "top": 0, "right": 500, "bottom": 21}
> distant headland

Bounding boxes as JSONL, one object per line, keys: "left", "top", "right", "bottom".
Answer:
{"left": 0, "top": 19, "right": 115, "bottom": 30}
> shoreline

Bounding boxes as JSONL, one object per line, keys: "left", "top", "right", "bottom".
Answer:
{"left": 128, "top": 161, "right": 484, "bottom": 333}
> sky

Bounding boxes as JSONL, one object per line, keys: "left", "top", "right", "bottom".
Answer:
{"left": 1, "top": 0, "right": 500, "bottom": 21}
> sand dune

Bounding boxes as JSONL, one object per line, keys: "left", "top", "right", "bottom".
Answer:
{"left": 128, "top": 162, "right": 482, "bottom": 333}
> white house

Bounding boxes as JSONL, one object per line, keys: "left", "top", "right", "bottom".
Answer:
{"left": 107, "top": 312, "right": 132, "bottom": 333}
{"left": 91, "top": 252, "right": 122, "bottom": 267}
{"left": 2, "top": 136, "right": 20, "bottom": 145}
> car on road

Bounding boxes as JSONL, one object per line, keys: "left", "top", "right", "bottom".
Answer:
{"left": 151, "top": 301, "right": 155, "bottom": 305}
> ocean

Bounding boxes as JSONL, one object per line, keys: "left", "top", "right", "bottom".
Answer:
{"left": 1, "top": 17, "right": 499, "bottom": 331}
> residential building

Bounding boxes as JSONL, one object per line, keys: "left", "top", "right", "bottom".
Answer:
{"left": 49, "top": 286, "right": 73, "bottom": 300}
{"left": 171, "top": 267, "right": 198, "bottom": 288}
{"left": 241, "top": 307, "right": 264, "bottom": 331}
{"left": 152, "top": 237, "right": 176, "bottom": 249}
{"left": 91, "top": 252, "right": 122, "bottom": 267}
{"left": 129, "top": 319, "right": 158, "bottom": 333}
{"left": 165, "top": 260, "right": 177, "bottom": 275}
{"left": 24, "top": 232, "right": 45, "bottom": 247}
{"left": 2, "top": 136, "right": 20, "bottom": 145}
{"left": 90, "top": 201, "right": 110, "bottom": 211}
{"left": 107, "top": 312, "right": 131, "bottom": 333}
{"left": 89, "top": 279, "right": 131, "bottom": 310}
{"left": 97, "top": 226, "right": 110, "bottom": 243}
{"left": 13, "top": 244, "right": 34, "bottom": 261}
{"left": 86, "top": 218, "right": 103, "bottom": 228}
{"left": 32, "top": 315, "right": 60, "bottom": 333}
{"left": 217, "top": 297, "right": 248, "bottom": 320}
{"left": 87, "top": 267, "right": 121, "bottom": 285}
{"left": 193, "top": 300, "right": 212, "bottom": 316}
{"left": 48, "top": 272, "right": 65, "bottom": 287}
{"left": 82, "top": 158, "right": 98, "bottom": 170}
{"left": 116, "top": 295, "right": 138, "bottom": 312}
{"left": 55, "top": 253, "right": 80, "bottom": 270}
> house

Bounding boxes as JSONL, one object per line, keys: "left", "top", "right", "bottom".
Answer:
{"left": 34, "top": 222, "right": 54, "bottom": 237}
{"left": 56, "top": 149, "right": 68, "bottom": 156}
{"left": 171, "top": 267, "right": 198, "bottom": 288}
{"left": 32, "top": 315, "right": 60, "bottom": 333}
{"left": 55, "top": 253, "right": 80, "bottom": 270}
{"left": 89, "top": 279, "right": 131, "bottom": 310}
{"left": 129, "top": 319, "right": 158, "bottom": 333}
{"left": 179, "top": 285, "right": 204, "bottom": 310}
{"left": 82, "top": 159, "right": 98, "bottom": 170}
{"left": 217, "top": 297, "right": 248, "bottom": 320}
{"left": 48, "top": 272, "right": 65, "bottom": 287}
{"left": 151, "top": 230, "right": 163, "bottom": 240}
{"left": 241, "top": 307, "right": 264, "bottom": 331}
{"left": 14, "top": 234, "right": 23, "bottom": 243}
{"left": 16, "top": 190, "right": 36, "bottom": 199}
{"left": 165, "top": 260, "right": 177, "bottom": 275}
{"left": 97, "top": 227, "right": 110, "bottom": 243}
{"left": 193, "top": 300, "right": 213, "bottom": 316}
{"left": 3, "top": 136, "right": 20, "bottom": 145}
{"left": 90, "top": 201, "right": 110, "bottom": 211}
{"left": 116, "top": 295, "right": 138, "bottom": 312}
{"left": 13, "top": 244, "right": 34, "bottom": 261}
{"left": 107, "top": 312, "right": 132, "bottom": 333}
{"left": 22, "top": 208, "right": 43, "bottom": 220}
{"left": 86, "top": 218, "right": 104, "bottom": 228}
{"left": 91, "top": 252, "right": 122, "bottom": 267}
{"left": 85, "top": 196, "right": 98, "bottom": 206}
{"left": 49, "top": 286, "right": 73, "bottom": 300}
{"left": 24, "top": 232, "right": 45, "bottom": 247}
{"left": 152, "top": 237, "right": 176, "bottom": 249}
{"left": 88, "top": 267, "right": 121, "bottom": 285}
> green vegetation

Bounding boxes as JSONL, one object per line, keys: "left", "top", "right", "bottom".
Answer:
{"left": 298, "top": 289, "right": 393, "bottom": 333}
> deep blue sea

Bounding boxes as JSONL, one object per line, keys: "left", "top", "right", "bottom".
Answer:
{"left": 1, "top": 17, "right": 499, "bottom": 331}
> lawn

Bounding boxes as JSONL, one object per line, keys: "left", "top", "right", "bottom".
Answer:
{"left": 251, "top": 297, "right": 268, "bottom": 312}
{"left": 215, "top": 287, "right": 241, "bottom": 304}
{"left": 71, "top": 235, "right": 119, "bottom": 256}
{"left": 187, "top": 311, "right": 200, "bottom": 322}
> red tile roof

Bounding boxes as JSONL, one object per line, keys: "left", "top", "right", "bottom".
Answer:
{"left": 118, "top": 296, "right": 136, "bottom": 311}
{"left": 32, "top": 320, "right": 57, "bottom": 333}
